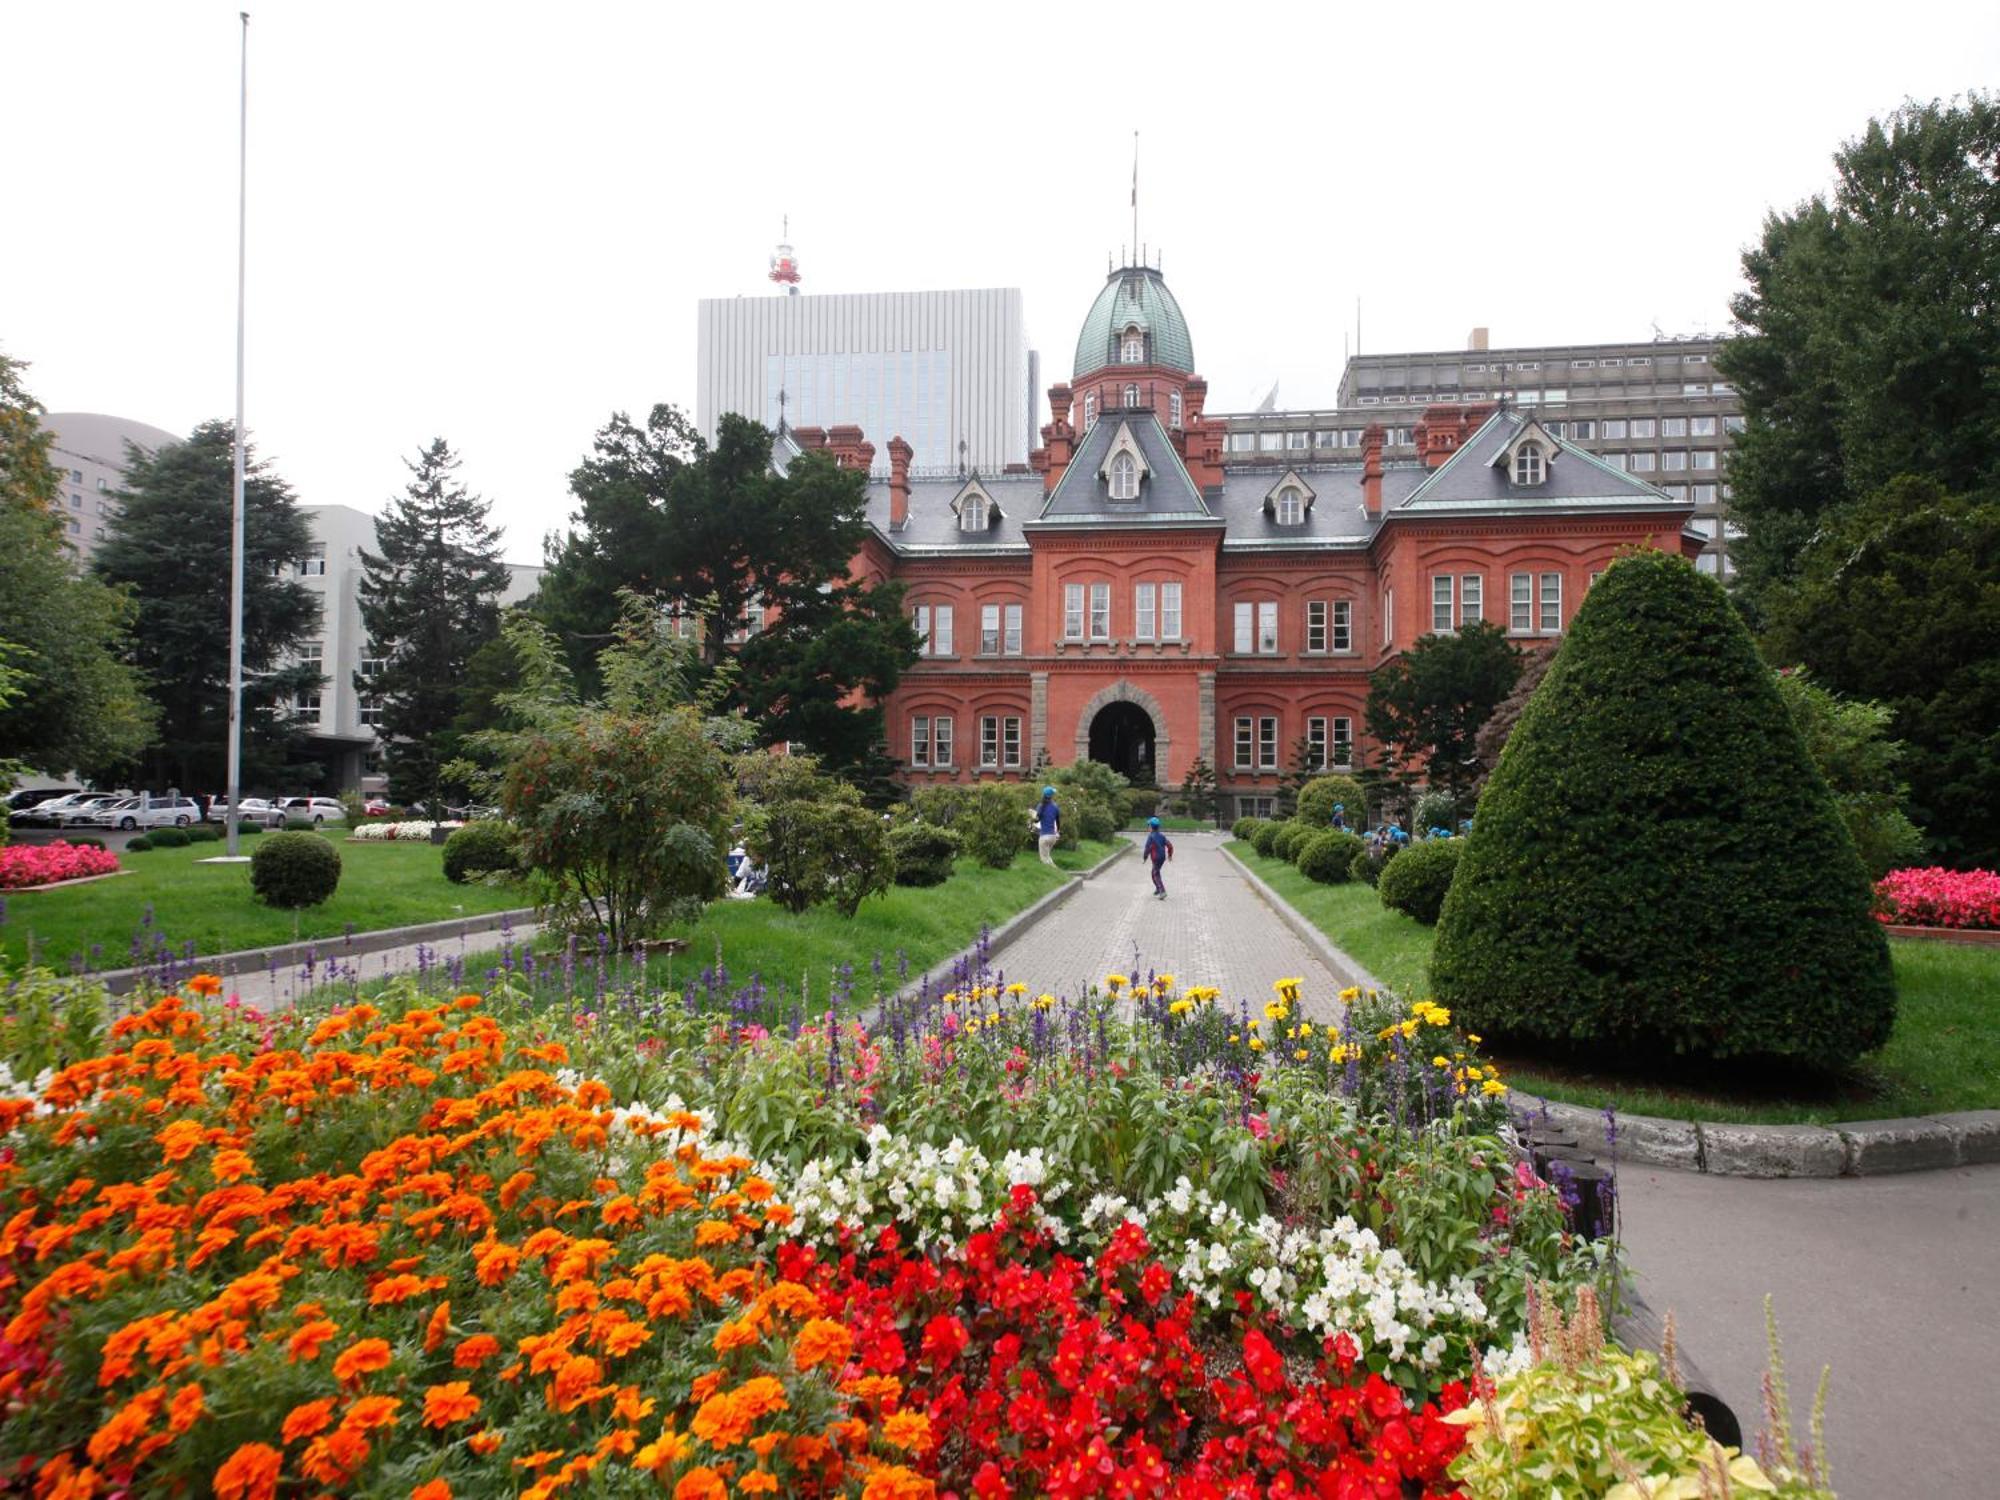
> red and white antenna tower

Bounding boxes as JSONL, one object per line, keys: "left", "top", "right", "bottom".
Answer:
{"left": 768, "top": 215, "right": 801, "bottom": 295}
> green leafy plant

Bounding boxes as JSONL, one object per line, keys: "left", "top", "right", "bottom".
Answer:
{"left": 1378, "top": 839, "right": 1461, "bottom": 925}
{"left": 959, "top": 784, "right": 1030, "bottom": 869}
{"left": 1231, "top": 815, "right": 1266, "bottom": 843}
{"left": 762, "top": 799, "right": 894, "bottom": 916}
{"left": 249, "top": 830, "right": 342, "bottom": 909}
{"left": 124, "top": 836, "right": 153, "bottom": 853}
{"left": 887, "top": 820, "right": 961, "bottom": 887}
{"left": 146, "top": 827, "right": 190, "bottom": 849}
{"left": 1297, "top": 830, "right": 1365, "bottom": 884}
{"left": 441, "top": 819, "right": 521, "bottom": 885}
{"left": 1297, "top": 774, "right": 1367, "bottom": 828}
{"left": 1250, "top": 821, "right": 1286, "bottom": 857}
{"left": 1413, "top": 788, "right": 1459, "bottom": 835}
{"left": 1177, "top": 754, "right": 1219, "bottom": 822}
{"left": 1271, "top": 821, "right": 1314, "bottom": 864}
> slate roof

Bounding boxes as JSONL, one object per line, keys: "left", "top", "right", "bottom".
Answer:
{"left": 1213, "top": 462, "right": 1426, "bottom": 550}
{"left": 1073, "top": 266, "right": 1195, "bottom": 377}
{"left": 1398, "top": 407, "right": 1685, "bottom": 513}
{"left": 862, "top": 473, "right": 1042, "bottom": 554}
{"left": 1034, "top": 409, "right": 1213, "bottom": 525}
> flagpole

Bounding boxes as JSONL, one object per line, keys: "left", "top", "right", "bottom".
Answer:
{"left": 225, "top": 11, "right": 249, "bottom": 857}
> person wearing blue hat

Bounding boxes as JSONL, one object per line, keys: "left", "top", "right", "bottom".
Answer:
{"left": 1142, "top": 815, "right": 1175, "bottom": 900}
{"left": 1330, "top": 802, "right": 1347, "bottom": 832}
{"left": 1036, "top": 785, "right": 1062, "bottom": 866}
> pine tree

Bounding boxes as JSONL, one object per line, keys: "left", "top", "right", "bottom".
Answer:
{"left": 357, "top": 439, "right": 513, "bottom": 813}
{"left": 1177, "top": 754, "right": 1218, "bottom": 824}
{"left": 1276, "top": 735, "right": 1319, "bottom": 817}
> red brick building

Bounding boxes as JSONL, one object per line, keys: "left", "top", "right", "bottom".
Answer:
{"left": 784, "top": 263, "right": 1697, "bottom": 818}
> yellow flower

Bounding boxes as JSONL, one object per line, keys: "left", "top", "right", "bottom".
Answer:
{"left": 1229, "top": 1034, "right": 1241, "bottom": 1044}
{"left": 1154, "top": 974, "right": 1176, "bottom": 992}
{"left": 1168, "top": 1000, "right": 1193, "bottom": 1017}
{"left": 1467, "top": 1033, "right": 1483, "bottom": 1045}
{"left": 1006, "top": 982, "right": 1028, "bottom": 997}
{"left": 1105, "top": 974, "right": 1128, "bottom": 993}
{"left": 1034, "top": 993, "right": 1056, "bottom": 1010}
{"left": 1338, "top": 986, "right": 1360, "bottom": 1003}
{"left": 1293, "top": 1048, "right": 1308, "bottom": 1061}
{"left": 1481, "top": 1079, "right": 1508, "bottom": 1097}
{"left": 1298, "top": 1021, "right": 1313, "bottom": 1037}
{"left": 1248, "top": 1036, "right": 1265, "bottom": 1052}
{"left": 1432, "top": 1055, "right": 1450, "bottom": 1068}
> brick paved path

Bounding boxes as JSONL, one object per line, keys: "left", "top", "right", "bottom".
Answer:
{"left": 990, "top": 832, "right": 1348, "bottom": 1021}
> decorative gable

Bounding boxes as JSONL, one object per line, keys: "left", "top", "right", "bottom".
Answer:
{"left": 1262, "top": 468, "right": 1317, "bottom": 524}
{"left": 1492, "top": 417, "right": 1561, "bottom": 487}
{"left": 1097, "top": 421, "right": 1150, "bottom": 503}
{"left": 950, "top": 477, "right": 1001, "bottom": 532}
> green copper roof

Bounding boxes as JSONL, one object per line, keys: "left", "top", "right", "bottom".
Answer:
{"left": 1072, "top": 266, "right": 1194, "bottom": 379}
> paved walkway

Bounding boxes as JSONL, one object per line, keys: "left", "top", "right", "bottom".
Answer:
{"left": 215, "top": 923, "right": 542, "bottom": 1011}
{"left": 990, "top": 832, "right": 1350, "bottom": 1019}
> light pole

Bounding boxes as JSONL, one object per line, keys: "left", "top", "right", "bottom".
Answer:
{"left": 225, "top": 11, "right": 250, "bottom": 857}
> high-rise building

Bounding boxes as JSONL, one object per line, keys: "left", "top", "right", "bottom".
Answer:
{"left": 1220, "top": 332, "right": 1743, "bottom": 578}
{"left": 697, "top": 286, "right": 1039, "bottom": 475}
{"left": 39, "top": 412, "right": 180, "bottom": 566}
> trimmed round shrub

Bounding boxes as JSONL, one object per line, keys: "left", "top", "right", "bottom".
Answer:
{"left": 1231, "top": 816, "right": 1265, "bottom": 843}
{"left": 1298, "top": 830, "right": 1365, "bottom": 884}
{"left": 443, "top": 820, "right": 521, "bottom": 884}
{"left": 68, "top": 836, "right": 107, "bottom": 851}
{"left": 125, "top": 836, "right": 154, "bottom": 853}
{"left": 283, "top": 817, "right": 316, "bottom": 832}
{"left": 1296, "top": 775, "right": 1366, "bottom": 828}
{"left": 763, "top": 799, "right": 894, "bottom": 915}
{"left": 147, "top": 827, "right": 190, "bottom": 849}
{"left": 1121, "top": 787, "right": 1160, "bottom": 825}
{"left": 1431, "top": 550, "right": 1895, "bottom": 1070}
{"left": 185, "top": 824, "right": 221, "bottom": 844}
{"left": 250, "top": 830, "right": 343, "bottom": 909}
{"left": 1249, "top": 820, "right": 1285, "bottom": 857}
{"left": 1270, "top": 821, "right": 1312, "bottom": 863}
{"left": 888, "top": 821, "right": 962, "bottom": 887}
{"left": 1349, "top": 847, "right": 1380, "bottom": 885}
{"left": 1377, "top": 838, "right": 1461, "bottom": 923}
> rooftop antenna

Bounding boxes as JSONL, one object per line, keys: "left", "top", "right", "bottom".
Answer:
{"left": 1130, "top": 130, "right": 1139, "bottom": 269}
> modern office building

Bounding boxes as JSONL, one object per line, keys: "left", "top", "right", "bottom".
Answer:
{"left": 39, "top": 412, "right": 180, "bottom": 566}
{"left": 697, "top": 286, "right": 1040, "bottom": 475}
{"left": 1218, "top": 333, "right": 1744, "bottom": 577}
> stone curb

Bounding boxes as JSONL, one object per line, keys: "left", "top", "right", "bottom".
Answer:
{"left": 1219, "top": 843, "right": 1386, "bottom": 997}
{"left": 1219, "top": 844, "right": 2000, "bottom": 1180}
{"left": 863, "top": 842, "right": 1135, "bottom": 1024}
{"left": 89, "top": 908, "right": 538, "bottom": 997}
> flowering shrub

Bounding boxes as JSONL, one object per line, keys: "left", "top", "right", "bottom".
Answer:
{"left": 0, "top": 840, "right": 120, "bottom": 889}
{"left": 348, "top": 819, "right": 463, "bottom": 841}
{"left": 1874, "top": 866, "right": 2000, "bottom": 930}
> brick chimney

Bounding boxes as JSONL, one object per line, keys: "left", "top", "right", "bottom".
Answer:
{"left": 793, "top": 426, "right": 827, "bottom": 453}
{"left": 1361, "top": 424, "right": 1385, "bottom": 516}
{"left": 1183, "top": 376, "right": 1208, "bottom": 424}
{"left": 825, "top": 424, "right": 869, "bottom": 471}
{"left": 887, "top": 437, "right": 913, "bottom": 532}
{"left": 1040, "top": 382, "right": 1075, "bottom": 492}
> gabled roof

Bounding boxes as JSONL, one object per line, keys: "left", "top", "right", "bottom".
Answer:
{"left": 1489, "top": 416, "right": 1562, "bottom": 475}
{"left": 1397, "top": 407, "right": 1689, "bottom": 515}
{"left": 861, "top": 472, "right": 1042, "bottom": 555}
{"left": 1034, "top": 409, "right": 1213, "bottom": 525}
{"left": 768, "top": 428, "right": 804, "bottom": 477}
{"left": 1213, "top": 462, "right": 1426, "bottom": 550}
{"left": 949, "top": 476, "right": 1002, "bottom": 528}
{"left": 1262, "top": 468, "right": 1317, "bottom": 518}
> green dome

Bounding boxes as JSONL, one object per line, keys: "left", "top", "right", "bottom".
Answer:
{"left": 1072, "top": 265, "right": 1194, "bottom": 379}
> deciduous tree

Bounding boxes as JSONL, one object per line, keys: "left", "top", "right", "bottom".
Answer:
{"left": 0, "top": 348, "right": 61, "bottom": 520}
{"left": 1365, "top": 622, "right": 1522, "bottom": 802}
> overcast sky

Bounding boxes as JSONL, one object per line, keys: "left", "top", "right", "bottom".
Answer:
{"left": 7, "top": 1, "right": 1995, "bottom": 562}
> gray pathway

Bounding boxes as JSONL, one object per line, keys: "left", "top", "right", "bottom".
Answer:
{"left": 1617, "top": 1161, "right": 2000, "bottom": 1500}
{"left": 212, "top": 922, "right": 541, "bottom": 1011}
{"left": 989, "top": 832, "right": 1350, "bottom": 1019}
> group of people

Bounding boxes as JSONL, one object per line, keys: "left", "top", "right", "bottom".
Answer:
{"left": 1035, "top": 786, "right": 1176, "bottom": 900}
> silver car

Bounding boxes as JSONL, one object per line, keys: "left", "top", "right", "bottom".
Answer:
{"left": 71, "top": 796, "right": 202, "bottom": 831}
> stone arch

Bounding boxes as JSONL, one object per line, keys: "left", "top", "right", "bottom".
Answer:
{"left": 1073, "top": 679, "right": 1172, "bottom": 785}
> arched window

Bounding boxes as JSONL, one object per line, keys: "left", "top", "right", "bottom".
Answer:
{"left": 1512, "top": 444, "right": 1545, "bottom": 485}
{"left": 1083, "top": 391, "right": 1098, "bottom": 430}
{"left": 1276, "top": 487, "right": 1304, "bottom": 525}
{"left": 1121, "top": 330, "right": 1144, "bottom": 363}
{"left": 1109, "top": 452, "right": 1139, "bottom": 501}
{"left": 1123, "top": 384, "right": 1139, "bottom": 408}
{"left": 960, "top": 496, "right": 988, "bottom": 531}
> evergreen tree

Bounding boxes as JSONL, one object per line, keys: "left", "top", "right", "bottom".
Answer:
{"left": 95, "top": 421, "right": 320, "bottom": 792}
{"left": 1365, "top": 621, "right": 1522, "bottom": 803}
{"left": 1177, "top": 754, "right": 1219, "bottom": 824}
{"left": 1276, "top": 735, "right": 1319, "bottom": 817}
{"left": 356, "top": 439, "right": 513, "bottom": 812}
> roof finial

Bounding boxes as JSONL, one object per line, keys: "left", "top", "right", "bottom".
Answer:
{"left": 1130, "top": 130, "right": 1139, "bottom": 270}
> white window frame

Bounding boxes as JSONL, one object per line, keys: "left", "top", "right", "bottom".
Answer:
{"left": 1257, "top": 600, "right": 1278, "bottom": 655}
{"left": 1064, "top": 583, "right": 1085, "bottom": 641}
{"left": 980, "top": 715, "right": 1001, "bottom": 770}
{"left": 1121, "top": 334, "right": 1143, "bottom": 364}
{"left": 1169, "top": 390, "right": 1183, "bottom": 428}
{"left": 1134, "top": 583, "right": 1156, "bottom": 642}
{"left": 934, "top": 715, "right": 953, "bottom": 767}
{"left": 1109, "top": 452, "right": 1139, "bottom": 501}
{"left": 911, "top": 716, "right": 931, "bottom": 768}
{"left": 1433, "top": 575, "right": 1455, "bottom": 633}
{"left": 1461, "top": 574, "right": 1483, "bottom": 624}
{"left": 1692, "top": 450, "right": 1718, "bottom": 470}
{"left": 980, "top": 603, "right": 1002, "bottom": 655}
{"left": 1276, "top": 487, "right": 1304, "bottom": 525}
{"left": 1510, "top": 573, "right": 1533, "bottom": 633}
{"left": 1306, "top": 716, "right": 1328, "bottom": 771}
{"left": 1306, "top": 599, "right": 1328, "bottom": 654}
{"left": 1233, "top": 716, "right": 1254, "bottom": 771}
{"left": 1088, "top": 582, "right": 1110, "bottom": 642}
{"left": 1003, "top": 602, "right": 1022, "bottom": 654}
{"left": 1539, "top": 572, "right": 1563, "bottom": 633}
{"left": 1083, "top": 391, "right": 1098, "bottom": 429}
{"left": 1002, "top": 716, "right": 1022, "bottom": 769}
{"left": 1233, "top": 601, "right": 1253, "bottom": 654}
{"left": 1332, "top": 600, "right": 1352, "bottom": 653}
{"left": 1512, "top": 445, "right": 1545, "bottom": 484}
{"left": 1630, "top": 418, "right": 1656, "bottom": 438}
{"left": 1331, "top": 717, "right": 1353, "bottom": 768}
{"left": 1159, "top": 582, "right": 1181, "bottom": 641}
{"left": 1257, "top": 716, "right": 1278, "bottom": 771}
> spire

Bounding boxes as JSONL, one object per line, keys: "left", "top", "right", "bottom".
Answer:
{"left": 1130, "top": 130, "right": 1139, "bottom": 269}
{"left": 768, "top": 216, "right": 801, "bottom": 296}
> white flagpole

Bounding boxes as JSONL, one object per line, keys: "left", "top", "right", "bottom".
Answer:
{"left": 225, "top": 11, "right": 250, "bottom": 857}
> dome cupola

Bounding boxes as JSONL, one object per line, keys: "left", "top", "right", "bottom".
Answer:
{"left": 1073, "top": 264, "right": 1194, "bottom": 380}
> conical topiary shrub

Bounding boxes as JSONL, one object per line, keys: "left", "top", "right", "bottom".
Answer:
{"left": 1431, "top": 549, "right": 1894, "bottom": 1071}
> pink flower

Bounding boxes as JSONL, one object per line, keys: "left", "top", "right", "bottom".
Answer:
{"left": 1245, "top": 1113, "right": 1270, "bottom": 1140}
{"left": 1875, "top": 867, "right": 2000, "bottom": 930}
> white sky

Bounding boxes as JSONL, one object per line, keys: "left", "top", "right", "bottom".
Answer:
{"left": 7, "top": 1, "right": 1995, "bottom": 562}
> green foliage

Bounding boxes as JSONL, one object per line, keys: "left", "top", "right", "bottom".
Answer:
{"left": 1349, "top": 846, "right": 1386, "bottom": 886}
{"left": 762, "top": 799, "right": 894, "bottom": 916}
{"left": 1296, "top": 774, "right": 1365, "bottom": 829}
{"left": 536, "top": 407, "right": 918, "bottom": 770}
{"left": 1120, "top": 786, "right": 1160, "bottom": 825}
{"left": 1230, "top": 815, "right": 1264, "bottom": 842}
{"left": 1176, "top": 754, "right": 1219, "bottom": 822}
{"left": 146, "top": 828, "right": 190, "bottom": 849}
{"left": 733, "top": 751, "right": 857, "bottom": 809}
{"left": 464, "top": 601, "right": 736, "bottom": 946}
{"left": 1249, "top": 820, "right": 1285, "bottom": 857}
{"left": 1276, "top": 735, "right": 1321, "bottom": 816}
{"left": 249, "top": 831, "right": 343, "bottom": 910}
{"left": 125, "top": 836, "right": 153, "bottom": 853}
{"left": 1297, "top": 830, "right": 1365, "bottom": 884}
{"left": 1365, "top": 621, "right": 1522, "bottom": 801}
{"left": 1050, "top": 760, "right": 1128, "bottom": 846}
{"left": 1432, "top": 551, "right": 1895, "bottom": 1070}
{"left": 1773, "top": 667, "right": 1925, "bottom": 876}
{"left": 887, "top": 820, "right": 961, "bottom": 887}
{"left": 282, "top": 818, "right": 316, "bottom": 832}
{"left": 959, "top": 784, "right": 1030, "bottom": 870}
{"left": 185, "top": 825, "right": 221, "bottom": 844}
{"left": 65, "top": 836, "right": 106, "bottom": 851}
{"left": 355, "top": 438, "right": 513, "bottom": 813}
{"left": 1412, "top": 788, "right": 1459, "bottom": 836}
{"left": 1376, "top": 838, "right": 1461, "bottom": 924}
{"left": 0, "top": 348, "right": 62, "bottom": 520}
{"left": 1270, "top": 820, "right": 1314, "bottom": 864}
{"left": 1763, "top": 479, "right": 1999, "bottom": 868}
{"left": 1472, "top": 645, "right": 1556, "bottom": 792}
{"left": 907, "top": 784, "right": 977, "bottom": 830}
{"left": 442, "top": 820, "right": 521, "bottom": 885}
{"left": 1718, "top": 93, "right": 2000, "bottom": 624}
{"left": 94, "top": 421, "right": 321, "bottom": 791}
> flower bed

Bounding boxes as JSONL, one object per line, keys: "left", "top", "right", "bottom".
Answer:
{"left": 0, "top": 964, "right": 1834, "bottom": 1498}
{"left": 0, "top": 840, "right": 120, "bottom": 890}
{"left": 348, "top": 819, "right": 463, "bottom": 842}
{"left": 1874, "top": 866, "right": 2000, "bottom": 930}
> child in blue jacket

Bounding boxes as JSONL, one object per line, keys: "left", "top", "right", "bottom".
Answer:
{"left": 1142, "top": 817, "right": 1175, "bottom": 899}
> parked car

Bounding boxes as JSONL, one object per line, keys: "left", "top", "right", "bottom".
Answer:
{"left": 71, "top": 796, "right": 203, "bottom": 831}
{"left": 18, "top": 793, "right": 119, "bottom": 828}
{"left": 363, "top": 797, "right": 392, "bottom": 816}
{"left": 205, "top": 797, "right": 288, "bottom": 828}
{"left": 6, "top": 787, "right": 79, "bottom": 814}
{"left": 279, "top": 797, "right": 348, "bottom": 826}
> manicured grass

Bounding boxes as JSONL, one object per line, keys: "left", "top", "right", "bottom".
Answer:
{"left": 0, "top": 838, "right": 524, "bottom": 972}
{"left": 1226, "top": 840, "right": 2000, "bottom": 1123}
{"left": 1123, "top": 816, "right": 1212, "bottom": 832}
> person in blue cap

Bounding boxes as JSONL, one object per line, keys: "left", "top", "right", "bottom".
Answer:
{"left": 1330, "top": 802, "right": 1348, "bottom": 832}
{"left": 1036, "top": 785, "right": 1062, "bottom": 866}
{"left": 1142, "top": 816, "right": 1175, "bottom": 899}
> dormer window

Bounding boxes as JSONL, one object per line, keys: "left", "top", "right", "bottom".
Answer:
{"left": 951, "top": 477, "right": 1000, "bottom": 532}
{"left": 961, "top": 495, "right": 989, "bottom": 531}
{"left": 1260, "top": 468, "right": 1317, "bottom": 524}
{"left": 1275, "top": 486, "right": 1305, "bottom": 525}
{"left": 1123, "top": 384, "right": 1139, "bottom": 408}
{"left": 1512, "top": 444, "right": 1546, "bottom": 485}
{"left": 1121, "top": 329, "right": 1144, "bottom": 363}
{"left": 1109, "top": 452, "right": 1139, "bottom": 501}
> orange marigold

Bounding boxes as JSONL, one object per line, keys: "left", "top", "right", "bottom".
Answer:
{"left": 467, "top": 1428, "right": 503, "bottom": 1456}
{"left": 861, "top": 1466, "right": 937, "bottom": 1500}
{"left": 881, "top": 1410, "right": 934, "bottom": 1453}
{"left": 411, "top": 1482, "right": 452, "bottom": 1500}
{"left": 791, "top": 1318, "right": 853, "bottom": 1372}
{"left": 167, "top": 1381, "right": 205, "bottom": 1434}
{"left": 186, "top": 973, "right": 224, "bottom": 997}
{"left": 213, "top": 1441, "right": 283, "bottom": 1500}
{"left": 454, "top": 1333, "right": 501, "bottom": 1369}
{"left": 712, "top": 1316, "right": 762, "bottom": 1356}
{"left": 424, "top": 1301, "right": 452, "bottom": 1353}
{"left": 156, "top": 1119, "right": 205, "bottom": 1163}
{"left": 332, "top": 1337, "right": 393, "bottom": 1383}
{"left": 422, "top": 1382, "right": 482, "bottom": 1429}
{"left": 738, "top": 1474, "right": 779, "bottom": 1496}
{"left": 343, "top": 1395, "right": 402, "bottom": 1433}
{"left": 281, "top": 1398, "right": 336, "bottom": 1444}
{"left": 672, "top": 1467, "right": 728, "bottom": 1500}
{"left": 287, "top": 1319, "right": 340, "bottom": 1364}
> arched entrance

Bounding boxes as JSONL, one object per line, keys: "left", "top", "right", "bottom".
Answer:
{"left": 1088, "top": 701, "right": 1157, "bottom": 785}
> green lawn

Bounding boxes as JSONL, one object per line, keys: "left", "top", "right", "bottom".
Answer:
{"left": 1226, "top": 840, "right": 2000, "bottom": 1124}
{"left": 1124, "top": 816, "right": 1212, "bottom": 832}
{"left": 1, "top": 838, "right": 524, "bottom": 972}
